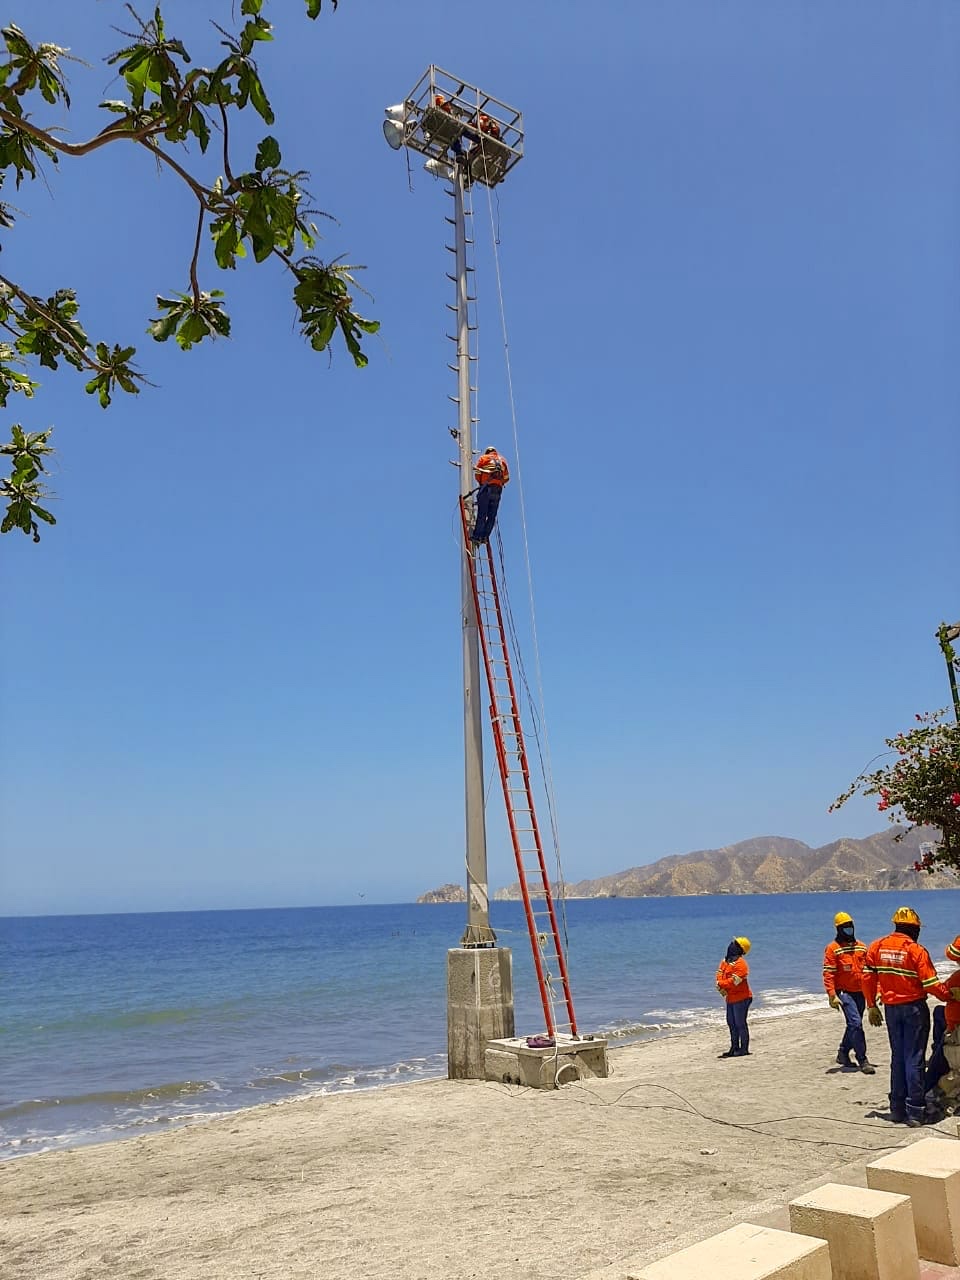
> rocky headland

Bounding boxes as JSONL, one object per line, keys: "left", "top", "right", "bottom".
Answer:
{"left": 417, "top": 827, "right": 952, "bottom": 902}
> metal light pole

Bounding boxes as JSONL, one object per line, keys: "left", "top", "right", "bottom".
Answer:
{"left": 382, "top": 68, "right": 524, "bottom": 1075}
{"left": 937, "top": 622, "right": 960, "bottom": 722}
{"left": 452, "top": 165, "right": 494, "bottom": 948}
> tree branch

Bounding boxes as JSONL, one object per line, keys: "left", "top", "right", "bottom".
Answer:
{"left": 139, "top": 139, "right": 211, "bottom": 204}
{"left": 217, "top": 99, "right": 236, "bottom": 189}
{"left": 0, "top": 104, "right": 167, "bottom": 157}
{"left": 0, "top": 273, "right": 104, "bottom": 373}
{"left": 189, "top": 204, "right": 204, "bottom": 306}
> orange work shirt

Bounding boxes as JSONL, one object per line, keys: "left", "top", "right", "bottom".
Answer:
{"left": 474, "top": 451, "right": 509, "bottom": 487}
{"left": 862, "top": 931, "right": 949, "bottom": 1007}
{"left": 716, "top": 957, "right": 752, "bottom": 1004}
{"left": 823, "top": 939, "right": 867, "bottom": 997}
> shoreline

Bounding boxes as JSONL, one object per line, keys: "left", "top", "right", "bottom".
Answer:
{"left": 2, "top": 989, "right": 831, "bottom": 1165}
{"left": 3, "top": 1004, "right": 951, "bottom": 1280}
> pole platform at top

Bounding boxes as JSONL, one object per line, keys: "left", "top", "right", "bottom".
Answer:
{"left": 393, "top": 66, "right": 523, "bottom": 188}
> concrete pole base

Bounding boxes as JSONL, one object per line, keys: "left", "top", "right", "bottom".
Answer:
{"left": 447, "top": 947, "right": 515, "bottom": 1079}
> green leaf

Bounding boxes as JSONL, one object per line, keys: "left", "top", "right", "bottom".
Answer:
{"left": 245, "top": 69, "right": 274, "bottom": 125}
{"left": 148, "top": 311, "right": 179, "bottom": 342}
{"left": 255, "top": 135, "right": 281, "bottom": 171}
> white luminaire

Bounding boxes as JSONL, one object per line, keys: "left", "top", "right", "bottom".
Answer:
{"left": 424, "top": 158, "right": 455, "bottom": 181}
{"left": 382, "top": 119, "right": 404, "bottom": 150}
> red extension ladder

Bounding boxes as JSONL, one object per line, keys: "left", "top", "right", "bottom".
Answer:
{"left": 460, "top": 499, "right": 578, "bottom": 1038}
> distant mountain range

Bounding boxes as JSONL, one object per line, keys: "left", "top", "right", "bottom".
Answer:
{"left": 416, "top": 828, "right": 953, "bottom": 903}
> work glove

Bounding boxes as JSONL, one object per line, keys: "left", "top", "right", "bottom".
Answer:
{"left": 951, "top": 987, "right": 960, "bottom": 1001}
{"left": 731, "top": 974, "right": 742, "bottom": 986}
{"left": 867, "top": 1006, "right": 883, "bottom": 1027}
{"left": 828, "top": 995, "right": 841, "bottom": 1010}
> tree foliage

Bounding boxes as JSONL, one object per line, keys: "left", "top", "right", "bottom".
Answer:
{"left": 831, "top": 709, "right": 960, "bottom": 874}
{"left": 0, "top": 1, "right": 377, "bottom": 539}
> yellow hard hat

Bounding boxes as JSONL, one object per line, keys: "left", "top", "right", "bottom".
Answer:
{"left": 892, "top": 906, "right": 921, "bottom": 927}
{"left": 734, "top": 936, "right": 751, "bottom": 954}
{"left": 834, "top": 911, "right": 853, "bottom": 927}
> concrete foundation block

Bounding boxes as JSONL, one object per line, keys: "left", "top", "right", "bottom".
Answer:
{"left": 446, "top": 947, "right": 514, "bottom": 1080}
{"left": 788, "top": 1181, "right": 919, "bottom": 1280}
{"left": 631, "top": 1222, "right": 831, "bottom": 1280}
{"left": 484, "top": 1034, "right": 608, "bottom": 1089}
{"left": 867, "top": 1137, "right": 960, "bottom": 1266}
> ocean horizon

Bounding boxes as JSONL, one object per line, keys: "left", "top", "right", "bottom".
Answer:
{"left": 3, "top": 888, "right": 959, "bottom": 1160}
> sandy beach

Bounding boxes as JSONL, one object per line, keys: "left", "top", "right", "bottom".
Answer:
{"left": 2, "top": 1007, "right": 952, "bottom": 1280}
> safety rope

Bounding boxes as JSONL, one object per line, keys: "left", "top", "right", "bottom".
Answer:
{"left": 474, "top": 129, "right": 573, "bottom": 953}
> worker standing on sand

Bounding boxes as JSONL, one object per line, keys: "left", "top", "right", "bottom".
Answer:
{"left": 863, "top": 906, "right": 950, "bottom": 1127}
{"left": 823, "top": 911, "right": 876, "bottom": 1074}
{"left": 716, "top": 936, "right": 752, "bottom": 1059}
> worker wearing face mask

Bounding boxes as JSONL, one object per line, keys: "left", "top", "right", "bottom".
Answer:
{"left": 823, "top": 911, "right": 876, "bottom": 1074}
{"left": 863, "top": 906, "right": 950, "bottom": 1127}
{"left": 716, "top": 936, "right": 752, "bottom": 1058}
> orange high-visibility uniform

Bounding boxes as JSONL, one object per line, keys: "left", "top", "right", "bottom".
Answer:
{"left": 475, "top": 450, "right": 509, "bottom": 487}
{"left": 716, "top": 957, "right": 751, "bottom": 1004}
{"left": 862, "top": 931, "right": 949, "bottom": 1007}
{"left": 823, "top": 939, "right": 867, "bottom": 998}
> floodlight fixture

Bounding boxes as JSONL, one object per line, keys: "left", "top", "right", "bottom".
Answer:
{"left": 424, "top": 158, "right": 455, "bottom": 181}
{"left": 382, "top": 118, "right": 404, "bottom": 150}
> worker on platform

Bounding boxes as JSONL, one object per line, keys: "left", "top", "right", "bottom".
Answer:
{"left": 477, "top": 112, "right": 501, "bottom": 139}
{"left": 863, "top": 906, "right": 950, "bottom": 1127}
{"left": 823, "top": 911, "right": 875, "bottom": 1074}
{"left": 470, "top": 446, "right": 510, "bottom": 546}
{"left": 716, "top": 936, "right": 752, "bottom": 1058}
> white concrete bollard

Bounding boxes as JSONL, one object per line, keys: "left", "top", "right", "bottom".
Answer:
{"left": 866, "top": 1137, "right": 960, "bottom": 1266}
{"left": 631, "top": 1222, "right": 831, "bottom": 1280}
{"left": 787, "top": 1182, "right": 919, "bottom": 1280}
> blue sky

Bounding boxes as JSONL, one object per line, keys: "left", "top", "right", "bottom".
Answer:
{"left": 2, "top": 1, "right": 958, "bottom": 915}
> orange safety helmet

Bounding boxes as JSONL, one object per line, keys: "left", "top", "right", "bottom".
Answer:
{"left": 946, "top": 935, "right": 960, "bottom": 963}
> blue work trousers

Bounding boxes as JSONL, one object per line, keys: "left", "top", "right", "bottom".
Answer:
{"left": 837, "top": 990, "right": 867, "bottom": 1063}
{"left": 472, "top": 484, "right": 502, "bottom": 543}
{"left": 885, "top": 1000, "right": 931, "bottom": 1121}
{"left": 726, "top": 997, "right": 751, "bottom": 1053}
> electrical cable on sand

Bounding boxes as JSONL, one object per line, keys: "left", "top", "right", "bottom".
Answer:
{"left": 488, "top": 1077, "right": 943, "bottom": 1154}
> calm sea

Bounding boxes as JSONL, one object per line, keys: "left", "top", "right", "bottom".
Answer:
{"left": 2, "top": 890, "right": 959, "bottom": 1160}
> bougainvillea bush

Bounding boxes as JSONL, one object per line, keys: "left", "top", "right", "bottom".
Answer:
{"left": 831, "top": 710, "right": 960, "bottom": 873}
